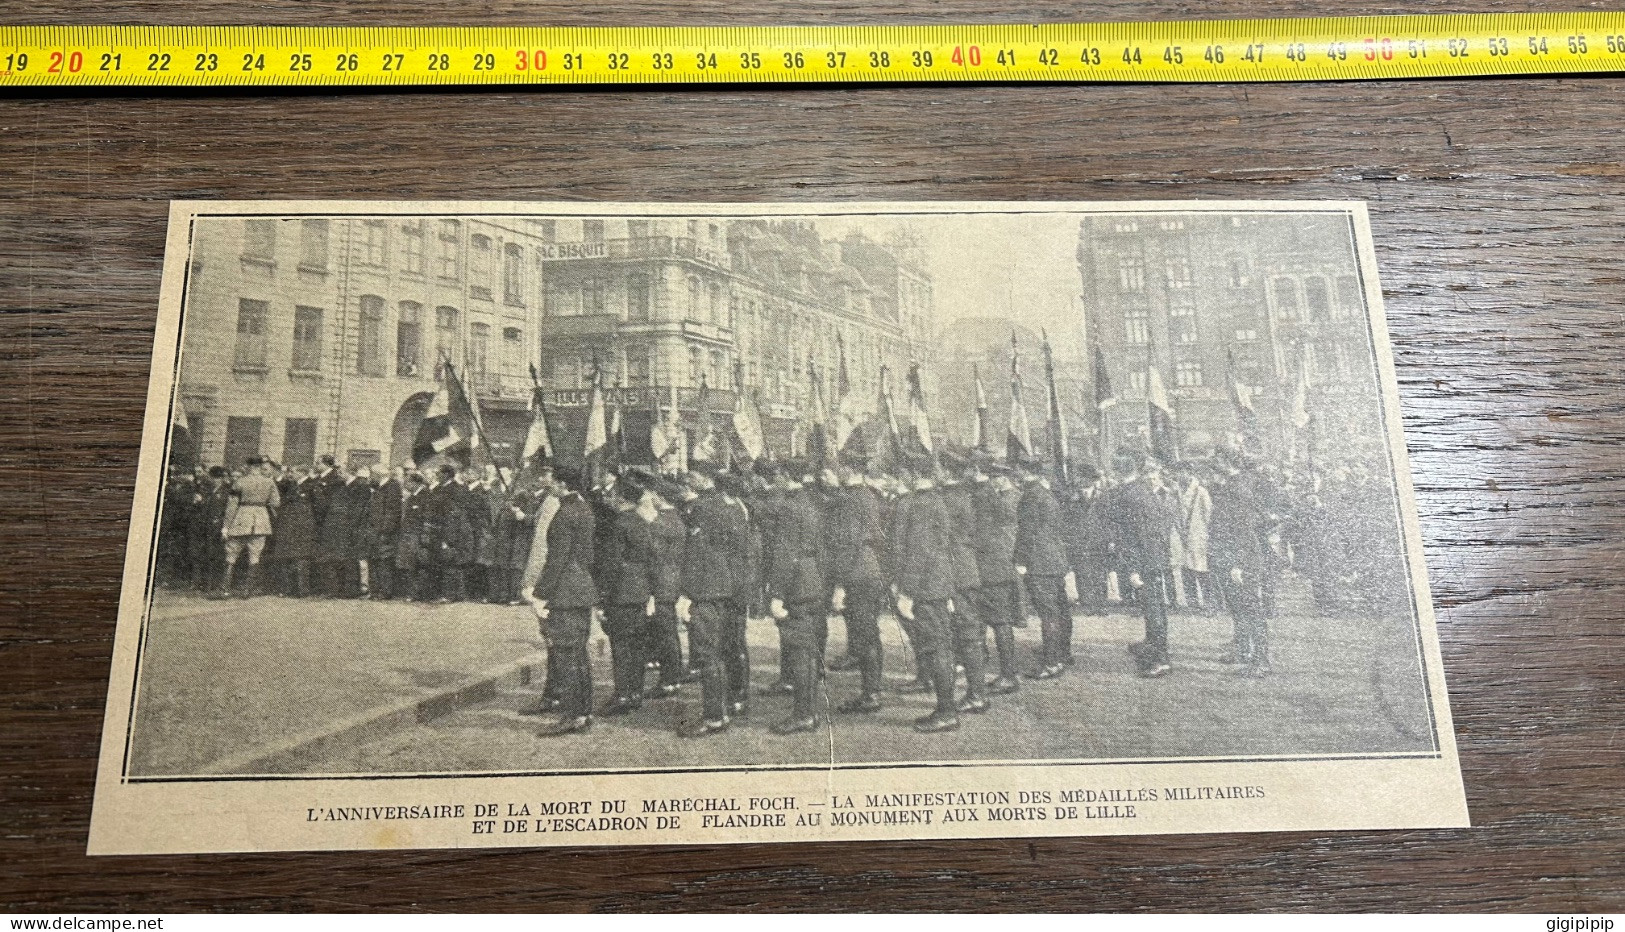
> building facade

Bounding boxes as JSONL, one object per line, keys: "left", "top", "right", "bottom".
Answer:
{"left": 1076, "top": 212, "right": 1383, "bottom": 467}
{"left": 176, "top": 214, "right": 933, "bottom": 470}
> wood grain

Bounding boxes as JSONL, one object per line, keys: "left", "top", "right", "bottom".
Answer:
{"left": 2, "top": 0, "right": 1622, "bottom": 913}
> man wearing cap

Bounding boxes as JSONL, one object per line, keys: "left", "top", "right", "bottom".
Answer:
{"left": 529, "top": 466, "right": 600, "bottom": 736}
{"left": 1106, "top": 449, "right": 1178, "bottom": 677}
{"left": 891, "top": 460, "right": 961, "bottom": 732}
{"left": 1062, "top": 464, "right": 1114, "bottom": 617}
{"left": 214, "top": 455, "right": 281, "bottom": 599}
{"left": 764, "top": 461, "right": 828, "bottom": 735}
{"left": 713, "top": 470, "right": 757, "bottom": 715}
{"left": 971, "top": 459, "right": 1024, "bottom": 693}
{"left": 1015, "top": 459, "right": 1073, "bottom": 678}
{"left": 600, "top": 474, "right": 657, "bottom": 715}
{"left": 1206, "top": 453, "right": 1270, "bottom": 675}
{"left": 645, "top": 475, "right": 690, "bottom": 697}
{"left": 829, "top": 463, "right": 889, "bottom": 714}
{"left": 674, "top": 465, "right": 744, "bottom": 737}
{"left": 942, "top": 455, "right": 990, "bottom": 714}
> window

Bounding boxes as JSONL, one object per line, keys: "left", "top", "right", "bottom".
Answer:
{"left": 468, "top": 323, "right": 491, "bottom": 382}
{"left": 537, "top": 219, "right": 556, "bottom": 240}
{"left": 1175, "top": 362, "right": 1204, "bottom": 387}
{"left": 709, "top": 282, "right": 723, "bottom": 325}
{"left": 299, "top": 219, "right": 329, "bottom": 270}
{"left": 1118, "top": 255, "right": 1145, "bottom": 292}
{"left": 1334, "top": 274, "right": 1362, "bottom": 321}
{"left": 1270, "top": 277, "right": 1301, "bottom": 322}
{"left": 687, "top": 276, "right": 703, "bottom": 320}
{"left": 401, "top": 220, "right": 425, "bottom": 274}
{"left": 1124, "top": 306, "right": 1150, "bottom": 345}
{"left": 503, "top": 243, "right": 524, "bottom": 304}
{"left": 434, "top": 306, "right": 459, "bottom": 378}
{"left": 357, "top": 295, "right": 387, "bottom": 376}
{"left": 291, "top": 306, "right": 323, "bottom": 372}
{"left": 689, "top": 346, "right": 703, "bottom": 386}
{"left": 242, "top": 220, "right": 276, "bottom": 262}
{"left": 1333, "top": 342, "right": 1352, "bottom": 376}
{"left": 469, "top": 234, "right": 493, "bottom": 301}
{"left": 1165, "top": 252, "right": 1192, "bottom": 289}
{"left": 282, "top": 418, "right": 317, "bottom": 467}
{"left": 233, "top": 299, "right": 269, "bottom": 370}
{"left": 626, "top": 273, "right": 651, "bottom": 321}
{"left": 396, "top": 301, "right": 422, "bottom": 377}
{"left": 625, "top": 344, "right": 650, "bottom": 386}
{"left": 1170, "top": 301, "right": 1198, "bottom": 344}
{"left": 1113, "top": 218, "right": 1139, "bottom": 233}
{"left": 582, "top": 278, "right": 606, "bottom": 316}
{"left": 709, "top": 350, "right": 725, "bottom": 388}
{"left": 582, "top": 219, "right": 605, "bottom": 242}
{"left": 501, "top": 327, "right": 523, "bottom": 380}
{"left": 224, "top": 417, "right": 263, "bottom": 469}
{"left": 1129, "top": 371, "right": 1147, "bottom": 391}
{"left": 1227, "top": 256, "right": 1249, "bottom": 288}
{"left": 1234, "top": 327, "right": 1259, "bottom": 342}
{"left": 627, "top": 219, "right": 650, "bottom": 241}
{"left": 1159, "top": 218, "right": 1186, "bottom": 231}
{"left": 437, "top": 220, "right": 460, "bottom": 279}
{"left": 360, "top": 220, "right": 387, "bottom": 266}
{"left": 1304, "top": 277, "right": 1331, "bottom": 322}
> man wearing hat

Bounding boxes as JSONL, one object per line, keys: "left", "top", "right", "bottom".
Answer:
{"left": 425, "top": 464, "right": 473, "bottom": 603}
{"left": 1014, "top": 458, "right": 1073, "bottom": 678}
{"left": 828, "top": 463, "right": 889, "bottom": 714}
{"left": 529, "top": 466, "right": 600, "bottom": 736}
{"left": 674, "top": 465, "right": 745, "bottom": 736}
{"left": 1106, "top": 449, "right": 1178, "bottom": 677}
{"left": 891, "top": 457, "right": 961, "bottom": 732}
{"left": 971, "top": 459, "right": 1024, "bottom": 693}
{"left": 713, "top": 469, "right": 758, "bottom": 715}
{"left": 214, "top": 455, "right": 281, "bottom": 599}
{"left": 599, "top": 473, "right": 657, "bottom": 715}
{"left": 763, "top": 460, "right": 828, "bottom": 734}
{"left": 1206, "top": 452, "right": 1271, "bottom": 675}
{"left": 941, "top": 454, "right": 990, "bottom": 714}
{"left": 643, "top": 473, "right": 691, "bottom": 697}
{"left": 1062, "top": 463, "right": 1114, "bottom": 617}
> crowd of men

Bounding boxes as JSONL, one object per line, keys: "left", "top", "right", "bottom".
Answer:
{"left": 158, "top": 444, "right": 1400, "bottom": 739}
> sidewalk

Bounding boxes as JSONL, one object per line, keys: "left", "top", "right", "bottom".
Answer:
{"left": 127, "top": 591, "right": 545, "bottom": 776}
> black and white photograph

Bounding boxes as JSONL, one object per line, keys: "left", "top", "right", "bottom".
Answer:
{"left": 89, "top": 200, "right": 1466, "bottom": 854}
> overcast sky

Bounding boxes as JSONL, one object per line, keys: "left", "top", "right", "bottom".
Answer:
{"left": 812, "top": 213, "right": 1091, "bottom": 360}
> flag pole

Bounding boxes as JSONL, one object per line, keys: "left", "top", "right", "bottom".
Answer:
{"left": 439, "top": 350, "right": 508, "bottom": 492}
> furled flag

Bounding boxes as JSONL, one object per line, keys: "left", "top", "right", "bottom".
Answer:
{"left": 691, "top": 375, "right": 719, "bottom": 464}
{"left": 1042, "top": 330, "right": 1068, "bottom": 480}
{"left": 906, "top": 362, "right": 934, "bottom": 455}
{"left": 650, "top": 381, "right": 687, "bottom": 475}
{"left": 805, "top": 356, "right": 831, "bottom": 465}
{"left": 1227, "top": 348, "right": 1257, "bottom": 422}
{"left": 414, "top": 359, "right": 480, "bottom": 467}
{"left": 1146, "top": 348, "right": 1178, "bottom": 466}
{"left": 1007, "top": 332, "right": 1033, "bottom": 463}
{"left": 833, "top": 334, "right": 860, "bottom": 452}
{"left": 582, "top": 362, "right": 609, "bottom": 467}
{"left": 521, "top": 363, "right": 555, "bottom": 468}
{"left": 732, "top": 379, "right": 767, "bottom": 461}
{"left": 869, "top": 365, "right": 901, "bottom": 474}
{"left": 971, "top": 363, "right": 990, "bottom": 454}
{"left": 1093, "top": 343, "right": 1117, "bottom": 410}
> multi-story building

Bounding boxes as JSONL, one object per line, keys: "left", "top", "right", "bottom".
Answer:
{"left": 1076, "top": 211, "right": 1383, "bottom": 467}
{"left": 175, "top": 214, "right": 932, "bottom": 470}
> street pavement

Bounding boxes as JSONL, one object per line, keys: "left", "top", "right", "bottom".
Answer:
{"left": 128, "top": 590, "right": 543, "bottom": 775}
{"left": 237, "top": 577, "right": 1440, "bottom": 775}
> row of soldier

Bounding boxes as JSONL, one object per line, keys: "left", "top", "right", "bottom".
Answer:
{"left": 159, "top": 444, "right": 1391, "bottom": 738}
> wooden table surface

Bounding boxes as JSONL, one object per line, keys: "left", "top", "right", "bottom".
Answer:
{"left": 2, "top": 0, "right": 1621, "bottom": 913}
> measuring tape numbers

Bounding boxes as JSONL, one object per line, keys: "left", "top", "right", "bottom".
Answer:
{"left": 3, "top": 16, "right": 1625, "bottom": 87}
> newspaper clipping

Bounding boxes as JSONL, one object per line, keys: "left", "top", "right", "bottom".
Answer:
{"left": 88, "top": 200, "right": 1468, "bottom": 854}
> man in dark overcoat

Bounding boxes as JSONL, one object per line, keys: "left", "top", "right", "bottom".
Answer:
{"left": 1014, "top": 459, "right": 1073, "bottom": 678}
{"left": 529, "top": 466, "right": 600, "bottom": 736}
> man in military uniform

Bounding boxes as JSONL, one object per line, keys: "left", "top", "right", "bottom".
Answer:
{"left": 1062, "top": 464, "right": 1114, "bottom": 617}
{"left": 528, "top": 466, "right": 600, "bottom": 736}
{"left": 1014, "top": 459, "right": 1073, "bottom": 678}
{"left": 1106, "top": 449, "right": 1178, "bottom": 677}
{"left": 1206, "top": 452, "right": 1270, "bottom": 676}
{"left": 829, "top": 463, "right": 889, "bottom": 714}
{"left": 215, "top": 455, "right": 281, "bottom": 599}
{"left": 942, "top": 455, "right": 990, "bottom": 714}
{"left": 674, "top": 465, "right": 744, "bottom": 737}
{"left": 891, "top": 459, "right": 961, "bottom": 732}
{"left": 599, "top": 474, "right": 656, "bottom": 715}
{"left": 764, "top": 461, "right": 828, "bottom": 735}
{"left": 971, "top": 460, "right": 1023, "bottom": 693}
{"left": 645, "top": 476, "right": 690, "bottom": 697}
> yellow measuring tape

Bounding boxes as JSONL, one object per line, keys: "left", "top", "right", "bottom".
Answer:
{"left": 3, "top": 16, "right": 1624, "bottom": 87}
